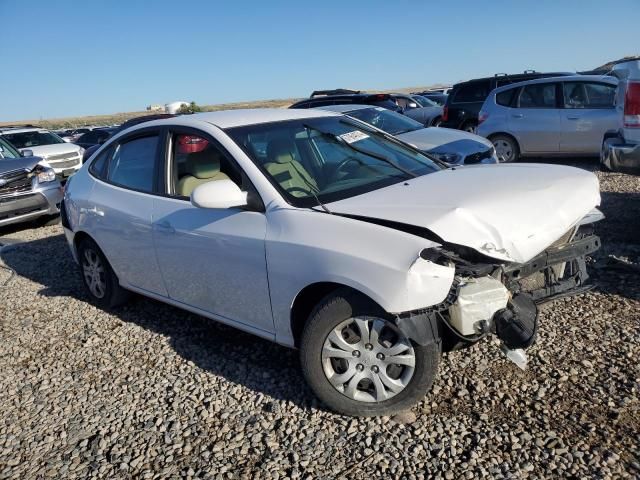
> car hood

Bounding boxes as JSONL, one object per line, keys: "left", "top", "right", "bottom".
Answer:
{"left": 397, "top": 127, "right": 493, "bottom": 154}
{"left": 19, "top": 143, "right": 81, "bottom": 158}
{"left": 325, "top": 163, "right": 600, "bottom": 264}
{"left": 0, "top": 156, "right": 42, "bottom": 175}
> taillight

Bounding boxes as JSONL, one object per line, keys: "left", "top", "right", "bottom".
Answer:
{"left": 478, "top": 110, "right": 488, "bottom": 125}
{"left": 442, "top": 105, "right": 449, "bottom": 122}
{"left": 624, "top": 81, "right": 640, "bottom": 128}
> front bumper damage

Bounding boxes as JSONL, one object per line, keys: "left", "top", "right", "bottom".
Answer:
{"left": 394, "top": 224, "right": 602, "bottom": 368}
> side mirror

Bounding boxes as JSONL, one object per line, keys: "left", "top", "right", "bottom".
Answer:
{"left": 191, "top": 179, "right": 248, "bottom": 209}
{"left": 408, "top": 102, "right": 418, "bottom": 109}
{"left": 22, "top": 149, "right": 34, "bottom": 157}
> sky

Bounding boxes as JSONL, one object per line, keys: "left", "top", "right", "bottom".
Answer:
{"left": 0, "top": 0, "right": 638, "bottom": 121}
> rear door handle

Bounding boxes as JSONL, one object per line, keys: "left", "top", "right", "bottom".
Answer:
{"left": 154, "top": 221, "right": 175, "bottom": 234}
{"left": 511, "top": 114, "right": 524, "bottom": 118}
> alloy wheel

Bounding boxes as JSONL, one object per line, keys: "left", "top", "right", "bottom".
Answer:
{"left": 321, "top": 317, "right": 415, "bottom": 403}
{"left": 493, "top": 139, "right": 514, "bottom": 162}
{"left": 82, "top": 248, "right": 106, "bottom": 299}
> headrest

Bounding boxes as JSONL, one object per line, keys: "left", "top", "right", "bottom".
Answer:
{"left": 267, "top": 138, "right": 296, "bottom": 164}
{"left": 187, "top": 150, "right": 221, "bottom": 179}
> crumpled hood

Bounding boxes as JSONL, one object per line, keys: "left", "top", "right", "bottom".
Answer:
{"left": 326, "top": 163, "right": 601, "bottom": 264}
{"left": 0, "top": 156, "right": 42, "bottom": 175}
{"left": 19, "top": 143, "right": 81, "bottom": 158}
{"left": 397, "top": 127, "right": 493, "bottom": 156}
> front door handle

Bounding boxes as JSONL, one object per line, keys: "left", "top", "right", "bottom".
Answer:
{"left": 80, "top": 206, "right": 104, "bottom": 217}
{"left": 566, "top": 116, "right": 580, "bottom": 120}
{"left": 154, "top": 221, "right": 175, "bottom": 234}
{"left": 512, "top": 113, "right": 524, "bottom": 118}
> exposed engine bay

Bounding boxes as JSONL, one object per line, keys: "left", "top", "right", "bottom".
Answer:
{"left": 395, "top": 220, "right": 602, "bottom": 369}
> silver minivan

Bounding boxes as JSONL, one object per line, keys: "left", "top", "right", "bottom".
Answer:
{"left": 477, "top": 75, "right": 618, "bottom": 162}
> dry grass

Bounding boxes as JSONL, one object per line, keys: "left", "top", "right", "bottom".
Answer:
{"left": 0, "top": 84, "right": 446, "bottom": 130}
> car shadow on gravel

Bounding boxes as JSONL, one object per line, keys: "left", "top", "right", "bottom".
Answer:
{"left": 0, "top": 232, "right": 316, "bottom": 410}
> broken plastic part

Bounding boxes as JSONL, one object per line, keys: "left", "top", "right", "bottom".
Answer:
{"left": 448, "top": 276, "right": 510, "bottom": 336}
{"left": 501, "top": 346, "right": 527, "bottom": 370}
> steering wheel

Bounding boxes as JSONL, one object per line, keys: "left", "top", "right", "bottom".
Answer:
{"left": 329, "top": 157, "right": 365, "bottom": 183}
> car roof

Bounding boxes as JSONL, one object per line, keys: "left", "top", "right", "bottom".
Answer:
{"left": 491, "top": 74, "right": 618, "bottom": 94}
{"left": 315, "top": 104, "right": 374, "bottom": 113}
{"left": 134, "top": 108, "right": 341, "bottom": 130}
{"left": 0, "top": 127, "right": 45, "bottom": 135}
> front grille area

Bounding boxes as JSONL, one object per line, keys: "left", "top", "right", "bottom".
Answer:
{"left": 0, "top": 169, "right": 32, "bottom": 196}
{"left": 464, "top": 147, "right": 494, "bottom": 164}
{"left": 49, "top": 158, "right": 79, "bottom": 169}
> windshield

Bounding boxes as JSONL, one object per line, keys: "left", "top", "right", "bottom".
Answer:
{"left": 0, "top": 138, "right": 22, "bottom": 159}
{"left": 227, "top": 116, "right": 442, "bottom": 208}
{"left": 412, "top": 95, "right": 439, "bottom": 107}
{"left": 3, "top": 130, "right": 65, "bottom": 149}
{"left": 346, "top": 107, "right": 424, "bottom": 135}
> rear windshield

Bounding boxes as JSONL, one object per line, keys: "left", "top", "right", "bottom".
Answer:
{"left": 3, "top": 131, "right": 65, "bottom": 149}
{"left": 452, "top": 80, "right": 491, "bottom": 103}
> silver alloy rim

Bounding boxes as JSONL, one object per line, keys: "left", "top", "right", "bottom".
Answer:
{"left": 321, "top": 317, "right": 415, "bottom": 403}
{"left": 493, "top": 139, "right": 513, "bottom": 162}
{"left": 82, "top": 249, "right": 106, "bottom": 299}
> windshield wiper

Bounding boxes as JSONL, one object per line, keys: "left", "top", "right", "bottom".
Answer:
{"left": 303, "top": 124, "right": 418, "bottom": 179}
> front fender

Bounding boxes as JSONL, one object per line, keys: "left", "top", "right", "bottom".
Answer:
{"left": 266, "top": 208, "right": 455, "bottom": 345}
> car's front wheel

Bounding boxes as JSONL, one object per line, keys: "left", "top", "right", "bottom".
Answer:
{"left": 300, "top": 289, "right": 440, "bottom": 416}
{"left": 77, "top": 238, "right": 130, "bottom": 309}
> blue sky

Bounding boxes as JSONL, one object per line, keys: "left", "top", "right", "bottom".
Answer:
{"left": 1, "top": 0, "right": 638, "bottom": 120}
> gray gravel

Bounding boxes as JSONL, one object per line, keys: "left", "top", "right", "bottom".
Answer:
{"left": 0, "top": 159, "right": 638, "bottom": 479}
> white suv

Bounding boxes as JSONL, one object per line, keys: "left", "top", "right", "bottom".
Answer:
{"left": 0, "top": 126, "right": 84, "bottom": 178}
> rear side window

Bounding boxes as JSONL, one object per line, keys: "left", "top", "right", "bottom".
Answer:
{"left": 89, "top": 147, "right": 112, "bottom": 179}
{"left": 496, "top": 88, "right": 516, "bottom": 107}
{"left": 452, "top": 81, "right": 491, "bottom": 103}
{"left": 518, "top": 83, "right": 557, "bottom": 108}
{"left": 107, "top": 135, "right": 159, "bottom": 193}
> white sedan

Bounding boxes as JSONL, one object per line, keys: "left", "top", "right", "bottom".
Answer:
{"left": 62, "top": 109, "right": 602, "bottom": 416}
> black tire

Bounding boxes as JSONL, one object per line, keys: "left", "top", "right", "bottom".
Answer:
{"left": 461, "top": 122, "right": 477, "bottom": 134}
{"left": 77, "top": 237, "right": 130, "bottom": 309}
{"left": 431, "top": 116, "right": 442, "bottom": 127}
{"left": 490, "top": 134, "right": 520, "bottom": 163}
{"left": 300, "top": 289, "right": 440, "bottom": 416}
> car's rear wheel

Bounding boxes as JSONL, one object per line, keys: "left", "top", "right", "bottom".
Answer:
{"left": 491, "top": 134, "right": 520, "bottom": 162}
{"left": 431, "top": 116, "right": 442, "bottom": 127}
{"left": 461, "top": 122, "right": 477, "bottom": 133}
{"left": 77, "top": 238, "right": 130, "bottom": 309}
{"left": 300, "top": 289, "right": 440, "bottom": 416}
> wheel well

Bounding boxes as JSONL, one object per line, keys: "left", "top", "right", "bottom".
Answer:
{"left": 290, "top": 282, "right": 379, "bottom": 348}
{"left": 73, "top": 231, "right": 93, "bottom": 253}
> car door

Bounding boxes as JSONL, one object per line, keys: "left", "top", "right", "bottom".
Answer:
{"left": 559, "top": 81, "right": 618, "bottom": 154}
{"left": 151, "top": 127, "right": 273, "bottom": 334}
{"left": 511, "top": 82, "right": 562, "bottom": 153}
{"left": 87, "top": 129, "right": 168, "bottom": 295}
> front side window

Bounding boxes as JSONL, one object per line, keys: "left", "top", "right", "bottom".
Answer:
{"left": 227, "top": 117, "right": 442, "bottom": 207}
{"left": 0, "top": 138, "right": 21, "bottom": 158}
{"left": 347, "top": 107, "right": 424, "bottom": 135}
{"left": 107, "top": 135, "right": 159, "bottom": 192}
{"left": 518, "top": 83, "right": 557, "bottom": 108}
{"left": 3, "top": 130, "right": 65, "bottom": 149}
{"left": 170, "top": 133, "right": 242, "bottom": 198}
{"left": 563, "top": 82, "right": 616, "bottom": 109}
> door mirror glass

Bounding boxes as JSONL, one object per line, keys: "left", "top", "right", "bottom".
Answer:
{"left": 22, "top": 149, "right": 34, "bottom": 157}
{"left": 408, "top": 102, "right": 418, "bottom": 109}
{"left": 191, "top": 179, "right": 248, "bottom": 209}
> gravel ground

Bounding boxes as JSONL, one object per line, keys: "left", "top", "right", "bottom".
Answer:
{"left": 0, "top": 160, "right": 638, "bottom": 479}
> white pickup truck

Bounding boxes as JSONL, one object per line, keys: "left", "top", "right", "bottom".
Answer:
{"left": 601, "top": 59, "right": 640, "bottom": 173}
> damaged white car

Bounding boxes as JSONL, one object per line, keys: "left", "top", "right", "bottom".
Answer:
{"left": 62, "top": 109, "right": 603, "bottom": 416}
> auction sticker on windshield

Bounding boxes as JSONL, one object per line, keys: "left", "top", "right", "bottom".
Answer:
{"left": 339, "top": 131, "right": 369, "bottom": 144}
